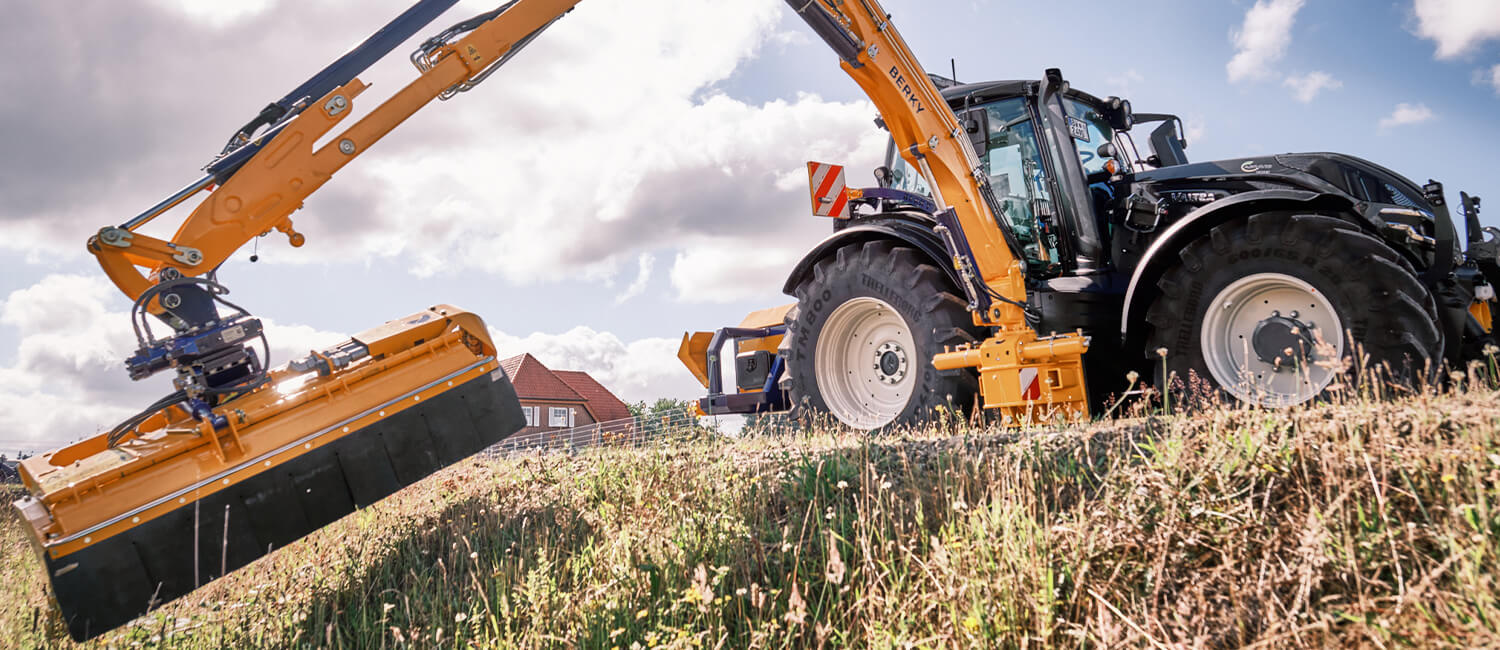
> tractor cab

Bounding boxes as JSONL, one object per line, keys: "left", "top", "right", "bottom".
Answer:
{"left": 883, "top": 71, "right": 1184, "bottom": 285}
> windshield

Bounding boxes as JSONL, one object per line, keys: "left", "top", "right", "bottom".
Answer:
{"left": 1063, "top": 97, "right": 1125, "bottom": 175}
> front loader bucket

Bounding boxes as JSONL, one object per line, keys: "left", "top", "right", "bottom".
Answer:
{"left": 13, "top": 305, "right": 525, "bottom": 641}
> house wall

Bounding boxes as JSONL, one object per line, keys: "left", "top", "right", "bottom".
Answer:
{"left": 514, "top": 400, "right": 595, "bottom": 437}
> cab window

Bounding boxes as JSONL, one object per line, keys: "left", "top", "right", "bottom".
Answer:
{"left": 977, "top": 97, "right": 1059, "bottom": 273}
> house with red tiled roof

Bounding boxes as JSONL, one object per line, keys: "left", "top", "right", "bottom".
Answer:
{"left": 500, "top": 353, "right": 633, "bottom": 437}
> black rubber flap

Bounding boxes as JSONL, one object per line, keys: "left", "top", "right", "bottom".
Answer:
{"left": 45, "top": 367, "right": 524, "bottom": 641}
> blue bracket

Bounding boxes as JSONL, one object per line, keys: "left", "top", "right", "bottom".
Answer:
{"left": 697, "top": 325, "right": 789, "bottom": 416}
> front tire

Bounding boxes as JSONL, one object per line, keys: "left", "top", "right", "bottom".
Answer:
{"left": 782, "top": 240, "right": 979, "bottom": 429}
{"left": 1146, "top": 212, "right": 1442, "bottom": 407}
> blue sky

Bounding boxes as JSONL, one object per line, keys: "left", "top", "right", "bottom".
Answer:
{"left": 0, "top": 0, "right": 1497, "bottom": 449}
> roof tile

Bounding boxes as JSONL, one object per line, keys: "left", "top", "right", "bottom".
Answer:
{"left": 553, "top": 370, "right": 633, "bottom": 424}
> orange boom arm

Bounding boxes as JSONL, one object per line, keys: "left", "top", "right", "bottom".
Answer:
{"left": 89, "top": 0, "right": 581, "bottom": 302}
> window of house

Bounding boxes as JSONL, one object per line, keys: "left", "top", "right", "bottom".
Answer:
{"left": 549, "top": 407, "right": 570, "bottom": 427}
{"left": 523, "top": 406, "right": 537, "bottom": 427}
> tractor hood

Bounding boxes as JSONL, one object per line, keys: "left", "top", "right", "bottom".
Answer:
{"left": 1135, "top": 151, "right": 1437, "bottom": 214}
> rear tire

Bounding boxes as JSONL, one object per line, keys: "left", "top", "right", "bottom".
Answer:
{"left": 781, "top": 240, "right": 979, "bottom": 430}
{"left": 1145, "top": 212, "right": 1442, "bottom": 407}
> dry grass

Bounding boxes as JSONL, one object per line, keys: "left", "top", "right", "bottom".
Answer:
{"left": 3, "top": 385, "right": 1499, "bottom": 648}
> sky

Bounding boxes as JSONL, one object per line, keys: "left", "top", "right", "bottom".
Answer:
{"left": 1, "top": 0, "right": 1498, "bottom": 450}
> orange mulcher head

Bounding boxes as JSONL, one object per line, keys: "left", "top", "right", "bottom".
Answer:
{"left": 13, "top": 305, "right": 525, "bottom": 641}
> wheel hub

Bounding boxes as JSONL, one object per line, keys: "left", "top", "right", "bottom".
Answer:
{"left": 874, "top": 342, "right": 908, "bottom": 384}
{"left": 1251, "top": 310, "right": 1318, "bottom": 370}
{"left": 1198, "top": 272, "right": 1345, "bottom": 407}
{"left": 813, "top": 297, "right": 917, "bottom": 429}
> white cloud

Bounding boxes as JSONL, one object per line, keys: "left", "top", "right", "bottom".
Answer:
{"left": 1181, "top": 114, "right": 1207, "bottom": 148}
{"left": 0, "top": 275, "right": 343, "bottom": 449}
{"left": 1105, "top": 68, "right": 1144, "bottom": 97}
{"left": 1379, "top": 103, "right": 1436, "bottom": 130}
{"left": 1227, "top": 0, "right": 1306, "bottom": 83}
{"left": 150, "top": 0, "right": 274, "bottom": 27}
{"left": 1283, "top": 71, "right": 1343, "bottom": 102}
{"left": 488, "top": 326, "right": 701, "bottom": 404}
{"left": 669, "top": 241, "right": 808, "bottom": 303}
{"left": 1412, "top": 0, "right": 1500, "bottom": 59}
{"left": 1486, "top": 63, "right": 1500, "bottom": 93}
{"left": 614, "top": 253, "right": 655, "bottom": 305}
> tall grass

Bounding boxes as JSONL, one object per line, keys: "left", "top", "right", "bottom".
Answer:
{"left": 4, "top": 384, "right": 1498, "bottom": 648}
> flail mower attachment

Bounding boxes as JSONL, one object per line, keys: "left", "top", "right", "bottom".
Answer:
{"left": 678, "top": 304, "right": 793, "bottom": 416}
{"left": 12, "top": 305, "right": 525, "bottom": 641}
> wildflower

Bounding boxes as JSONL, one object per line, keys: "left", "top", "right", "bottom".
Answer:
{"left": 824, "top": 531, "right": 846, "bottom": 585}
{"left": 1442, "top": 474, "right": 1456, "bottom": 483}
{"left": 469, "top": 551, "right": 479, "bottom": 560}
{"left": 1155, "top": 347, "right": 1169, "bottom": 358}
{"left": 1126, "top": 370, "right": 1139, "bottom": 383}
{"left": 636, "top": 608, "right": 649, "bottom": 620}
{"left": 784, "top": 584, "right": 808, "bottom": 626}
{"left": 881, "top": 480, "right": 892, "bottom": 490}
{"left": 455, "top": 613, "right": 468, "bottom": 623}
{"left": 836, "top": 480, "right": 849, "bottom": 490}
{"left": 952, "top": 499, "right": 968, "bottom": 511}
{"left": 963, "top": 615, "right": 981, "bottom": 632}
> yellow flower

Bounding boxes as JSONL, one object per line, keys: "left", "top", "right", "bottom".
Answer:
{"left": 963, "top": 615, "right": 981, "bottom": 632}
{"left": 636, "top": 608, "right": 649, "bottom": 620}
{"left": 1441, "top": 474, "right": 1457, "bottom": 483}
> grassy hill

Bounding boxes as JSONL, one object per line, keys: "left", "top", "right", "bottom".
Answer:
{"left": 4, "top": 387, "right": 1498, "bottom": 648}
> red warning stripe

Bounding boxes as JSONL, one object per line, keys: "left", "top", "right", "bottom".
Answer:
{"left": 826, "top": 187, "right": 849, "bottom": 218}
{"left": 806, "top": 161, "right": 849, "bottom": 218}
{"left": 1019, "top": 367, "right": 1041, "bottom": 401}
{"left": 813, "top": 163, "right": 843, "bottom": 203}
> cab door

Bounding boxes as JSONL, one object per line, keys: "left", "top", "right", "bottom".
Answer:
{"left": 969, "top": 97, "right": 1067, "bottom": 277}
{"left": 1032, "top": 87, "right": 1111, "bottom": 272}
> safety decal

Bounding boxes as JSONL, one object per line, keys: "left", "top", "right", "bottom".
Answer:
{"left": 1019, "top": 366, "right": 1041, "bottom": 401}
{"left": 1066, "top": 116, "right": 1090, "bottom": 142}
{"left": 806, "top": 161, "right": 851, "bottom": 218}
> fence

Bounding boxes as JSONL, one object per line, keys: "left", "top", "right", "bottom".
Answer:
{"left": 482, "top": 408, "right": 711, "bottom": 458}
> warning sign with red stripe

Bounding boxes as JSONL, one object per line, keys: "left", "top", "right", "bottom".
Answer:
{"left": 1019, "top": 367, "right": 1041, "bottom": 401}
{"left": 805, "top": 161, "right": 850, "bottom": 218}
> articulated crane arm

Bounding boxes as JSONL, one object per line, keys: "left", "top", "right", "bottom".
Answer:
{"left": 786, "top": 0, "right": 1091, "bottom": 422}
{"left": 90, "top": 0, "right": 580, "bottom": 309}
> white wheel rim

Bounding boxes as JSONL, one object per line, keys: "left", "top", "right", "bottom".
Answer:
{"left": 1199, "top": 272, "right": 1344, "bottom": 407}
{"left": 815, "top": 297, "right": 916, "bottom": 429}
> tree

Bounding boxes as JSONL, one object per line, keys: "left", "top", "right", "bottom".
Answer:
{"left": 628, "top": 397, "right": 695, "bottom": 422}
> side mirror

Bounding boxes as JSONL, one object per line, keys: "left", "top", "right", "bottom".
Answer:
{"left": 960, "top": 108, "right": 989, "bottom": 155}
{"left": 873, "top": 166, "right": 893, "bottom": 188}
{"left": 1148, "top": 120, "right": 1188, "bottom": 167}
